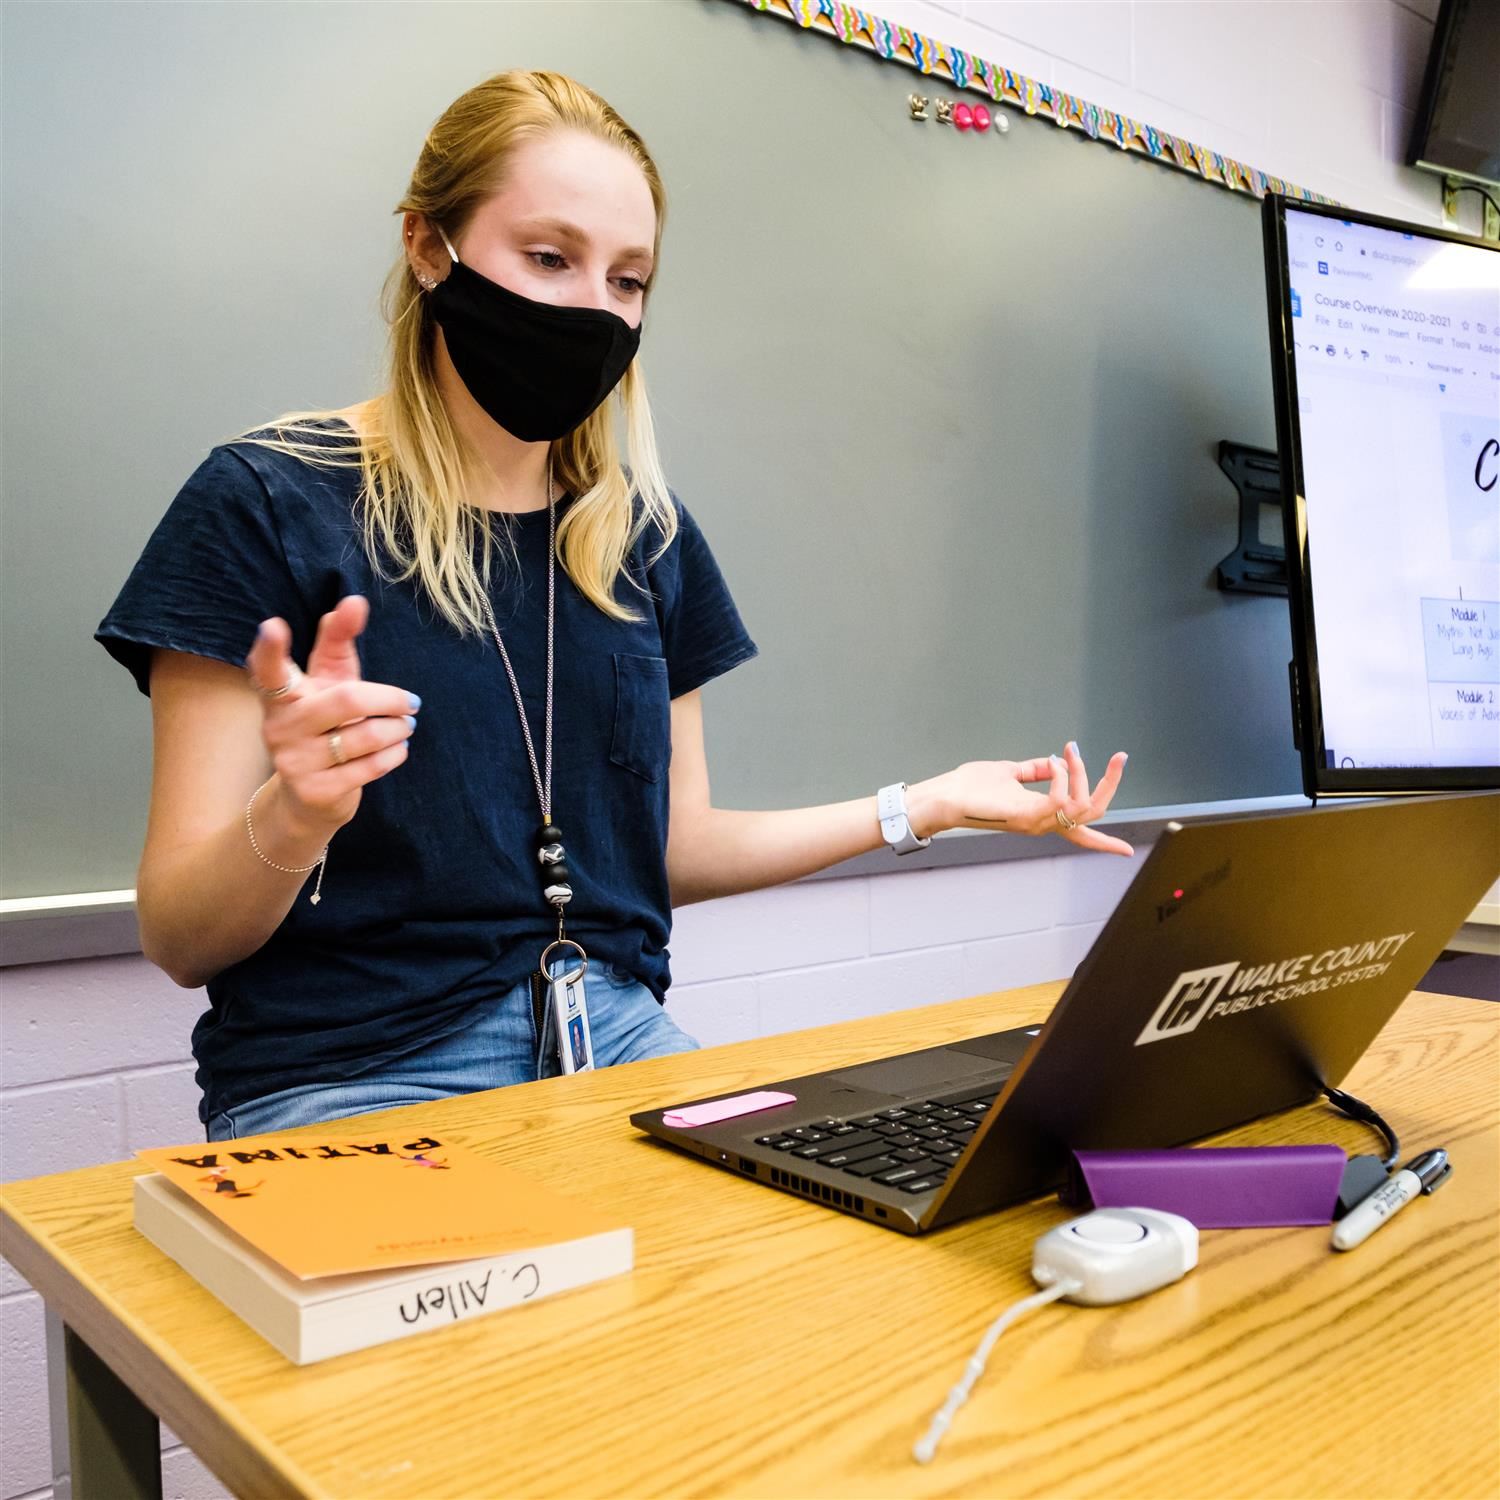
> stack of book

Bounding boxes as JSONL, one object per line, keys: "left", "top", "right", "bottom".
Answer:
{"left": 133, "top": 1128, "right": 632, "bottom": 1364}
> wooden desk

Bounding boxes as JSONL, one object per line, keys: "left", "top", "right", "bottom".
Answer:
{"left": 2, "top": 984, "right": 1497, "bottom": 1500}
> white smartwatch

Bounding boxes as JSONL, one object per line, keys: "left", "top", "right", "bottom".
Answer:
{"left": 877, "top": 782, "right": 932, "bottom": 855}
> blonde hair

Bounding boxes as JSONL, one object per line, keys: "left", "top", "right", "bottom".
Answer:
{"left": 232, "top": 69, "right": 676, "bottom": 633}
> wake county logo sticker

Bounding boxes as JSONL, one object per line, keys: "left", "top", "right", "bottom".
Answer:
{"left": 1135, "top": 932, "right": 1416, "bottom": 1047}
{"left": 1134, "top": 964, "right": 1239, "bottom": 1045}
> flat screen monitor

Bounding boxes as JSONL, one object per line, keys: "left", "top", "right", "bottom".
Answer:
{"left": 1261, "top": 196, "right": 1500, "bottom": 798}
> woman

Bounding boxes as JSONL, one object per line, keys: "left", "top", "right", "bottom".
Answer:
{"left": 97, "top": 71, "right": 1130, "bottom": 1143}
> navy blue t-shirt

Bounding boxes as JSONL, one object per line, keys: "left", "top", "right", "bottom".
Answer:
{"left": 96, "top": 419, "right": 757, "bottom": 1121}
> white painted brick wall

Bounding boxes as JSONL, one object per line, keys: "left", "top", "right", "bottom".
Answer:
{"left": 0, "top": 1078, "right": 124, "bottom": 1185}
{"left": 669, "top": 874, "right": 871, "bottom": 981}
{"left": 0, "top": 5, "right": 1449, "bottom": 1498}
{"left": 159, "top": 1445, "right": 230, "bottom": 1500}
{"left": 0, "top": 1260, "right": 26, "bottom": 1302}
{"left": 868, "top": 857, "right": 1058, "bottom": 951}
{"left": 123, "top": 1066, "right": 205, "bottom": 1156}
{"left": 1, "top": 1296, "right": 48, "bottom": 1499}
{"left": 1, "top": 957, "right": 206, "bottom": 1089}
{"left": 759, "top": 942, "right": 969, "bottom": 1033}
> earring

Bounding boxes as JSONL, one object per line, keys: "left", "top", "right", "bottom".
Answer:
{"left": 415, "top": 270, "right": 438, "bottom": 292}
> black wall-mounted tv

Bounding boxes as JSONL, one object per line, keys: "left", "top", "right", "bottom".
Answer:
{"left": 1407, "top": 0, "right": 1500, "bottom": 187}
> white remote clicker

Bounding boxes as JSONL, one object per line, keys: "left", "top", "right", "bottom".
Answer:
{"left": 915, "top": 1208, "right": 1200, "bottom": 1464}
{"left": 1031, "top": 1207, "right": 1199, "bottom": 1304}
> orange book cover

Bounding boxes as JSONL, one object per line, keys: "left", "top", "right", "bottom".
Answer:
{"left": 135, "top": 1129, "right": 625, "bottom": 1280}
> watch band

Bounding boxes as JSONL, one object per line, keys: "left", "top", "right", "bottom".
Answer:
{"left": 877, "top": 782, "right": 932, "bottom": 855}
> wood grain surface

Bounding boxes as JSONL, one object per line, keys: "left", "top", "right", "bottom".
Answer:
{"left": 2, "top": 984, "right": 1496, "bottom": 1500}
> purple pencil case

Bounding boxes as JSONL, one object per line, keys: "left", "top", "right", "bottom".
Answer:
{"left": 1060, "top": 1145, "right": 1347, "bottom": 1228}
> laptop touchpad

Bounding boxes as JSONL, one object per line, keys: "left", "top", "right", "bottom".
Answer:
{"left": 827, "top": 1048, "right": 1002, "bottom": 1098}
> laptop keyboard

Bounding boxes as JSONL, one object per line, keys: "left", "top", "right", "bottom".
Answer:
{"left": 751, "top": 1082, "right": 1001, "bottom": 1196}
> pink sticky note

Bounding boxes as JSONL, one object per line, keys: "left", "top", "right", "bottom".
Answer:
{"left": 662, "top": 1091, "right": 797, "bottom": 1128}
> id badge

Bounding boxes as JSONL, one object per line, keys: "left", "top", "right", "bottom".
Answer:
{"left": 545, "top": 949, "right": 594, "bottom": 1074}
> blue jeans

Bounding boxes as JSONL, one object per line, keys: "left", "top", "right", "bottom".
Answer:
{"left": 205, "top": 960, "right": 698, "bottom": 1141}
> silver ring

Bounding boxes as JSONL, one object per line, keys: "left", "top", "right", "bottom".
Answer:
{"left": 1055, "top": 808, "right": 1079, "bottom": 832}
{"left": 255, "top": 663, "right": 301, "bottom": 700}
{"left": 327, "top": 732, "right": 347, "bottom": 767}
{"left": 538, "top": 939, "right": 588, "bottom": 980}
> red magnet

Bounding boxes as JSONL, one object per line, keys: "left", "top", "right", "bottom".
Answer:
{"left": 973, "top": 104, "right": 992, "bottom": 132}
{"left": 953, "top": 102, "right": 973, "bottom": 132}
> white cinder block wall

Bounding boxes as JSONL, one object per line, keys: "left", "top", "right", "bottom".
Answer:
{"left": 0, "top": 4, "right": 1459, "bottom": 1498}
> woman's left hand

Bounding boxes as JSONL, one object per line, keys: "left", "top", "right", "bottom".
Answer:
{"left": 911, "top": 743, "right": 1133, "bottom": 856}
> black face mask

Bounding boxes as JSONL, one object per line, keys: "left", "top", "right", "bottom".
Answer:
{"left": 427, "top": 243, "right": 642, "bottom": 443}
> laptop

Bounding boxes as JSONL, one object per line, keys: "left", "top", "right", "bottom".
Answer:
{"left": 632, "top": 793, "right": 1499, "bottom": 1234}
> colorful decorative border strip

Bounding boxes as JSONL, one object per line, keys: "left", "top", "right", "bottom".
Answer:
{"left": 737, "top": 0, "right": 1336, "bottom": 205}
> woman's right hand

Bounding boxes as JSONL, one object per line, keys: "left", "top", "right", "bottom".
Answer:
{"left": 244, "top": 595, "right": 419, "bottom": 837}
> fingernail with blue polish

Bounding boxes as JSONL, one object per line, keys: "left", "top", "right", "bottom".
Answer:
{"left": 408, "top": 693, "right": 422, "bottom": 711}
{"left": 1068, "top": 741, "right": 1079, "bottom": 756}
{"left": 404, "top": 716, "right": 417, "bottom": 732}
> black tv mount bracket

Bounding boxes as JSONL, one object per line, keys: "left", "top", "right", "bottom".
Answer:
{"left": 1213, "top": 441, "right": 1305, "bottom": 763}
{"left": 1215, "top": 440, "right": 1287, "bottom": 596}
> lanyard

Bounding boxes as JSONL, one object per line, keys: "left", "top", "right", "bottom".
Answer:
{"left": 476, "top": 461, "right": 577, "bottom": 964}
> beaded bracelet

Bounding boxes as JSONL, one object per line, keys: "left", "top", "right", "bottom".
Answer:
{"left": 245, "top": 779, "right": 329, "bottom": 905}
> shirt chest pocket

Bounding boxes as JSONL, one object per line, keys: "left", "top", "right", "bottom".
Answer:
{"left": 609, "top": 653, "right": 671, "bottom": 783}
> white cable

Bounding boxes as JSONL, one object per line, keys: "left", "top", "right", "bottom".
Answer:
{"left": 912, "top": 1278, "right": 1080, "bottom": 1465}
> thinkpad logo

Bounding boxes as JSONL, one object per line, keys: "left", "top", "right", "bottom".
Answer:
{"left": 1135, "top": 963, "right": 1239, "bottom": 1046}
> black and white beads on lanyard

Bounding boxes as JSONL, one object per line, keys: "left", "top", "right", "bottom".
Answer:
{"left": 477, "top": 461, "right": 595, "bottom": 1073}
{"left": 536, "top": 822, "right": 572, "bottom": 907}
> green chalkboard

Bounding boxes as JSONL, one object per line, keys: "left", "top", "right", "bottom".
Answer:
{"left": 0, "top": 0, "right": 1299, "bottom": 899}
